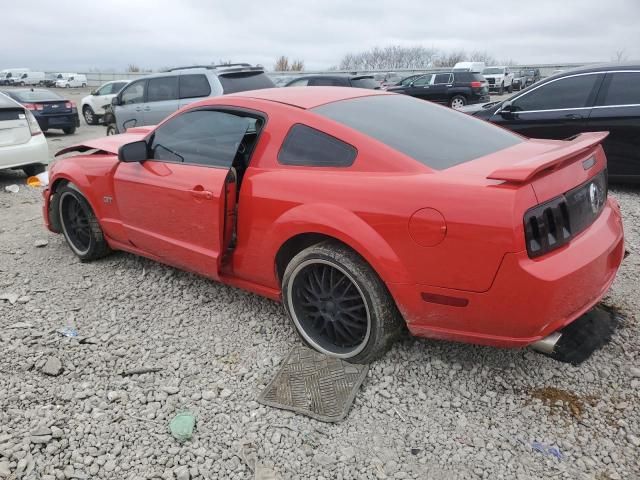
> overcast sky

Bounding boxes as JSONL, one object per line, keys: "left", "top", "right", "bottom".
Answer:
{"left": 3, "top": 0, "right": 639, "bottom": 71}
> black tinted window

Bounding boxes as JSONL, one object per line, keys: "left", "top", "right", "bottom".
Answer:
{"left": 601, "top": 72, "right": 640, "bottom": 106}
{"left": 279, "top": 124, "right": 357, "bottom": 167}
{"left": 313, "top": 95, "right": 522, "bottom": 170}
{"left": 149, "top": 110, "right": 251, "bottom": 167}
{"left": 433, "top": 73, "right": 452, "bottom": 84}
{"left": 112, "top": 82, "right": 128, "bottom": 93}
{"left": 179, "top": 74, "right": 211, "bottom": 99}
{"left": 351, "top": 78, "right": 379, "bottom": 89}
{"left": 121, "top": 81, "right": 145, "bottom": 105}
{"left": 147, "top": 76, "right": 178, "bottom": 102}
{"left": 309, "top": 78, "right": 344, "bottom": 86}
{"left": 513, "top": 74, "right": 601, "bottom": 111}
{"left": 218, "top": 72, "right": 275, "bottom": 94}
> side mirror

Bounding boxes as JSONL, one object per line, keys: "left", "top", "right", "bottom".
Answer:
{"left": 118, "top": 140, "right": 148, "bottom": 163}
{"left": 500, "top": 101, "right": 515, "bottom": 116}
{"left": 91, "top": 89, "right": 97, "bottom": 95}
{"left": 111, "top": 97, "right": 120, "bottom": 107}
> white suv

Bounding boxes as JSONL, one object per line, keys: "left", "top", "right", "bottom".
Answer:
{"left": 481, "top": 66, "right": 514, "bottom": 94}
{"left": 0, "top": 92, "right": 49, "bottom": 176}
{"left": 81, "top": 80, "right": 129, "bottom": 125}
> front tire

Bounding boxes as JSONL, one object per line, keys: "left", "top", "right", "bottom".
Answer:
{"left": 22, "top": 163, "right": 46, "bottom": 177}
{"left": 83, "top": 106, "right": 97, "bottom": 125}
{"left": 106, "top": 124, "right": 117, "bottom": 136}
{"left": 449, "top": 95, "right": 467, "bottom": 109}
{"left": 282, "top": 242, "right": 403, "bottom": 364}
{"left": 58, "top": 185, "right": 110, "bottom": 261}
{"left": 507, "top": 83, "right": 513, "bottom": 93}
{"left": 498, "top": 83, "right": 505, "bottom": 95}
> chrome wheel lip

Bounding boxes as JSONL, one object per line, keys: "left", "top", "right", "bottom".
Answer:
{"left": 59, "top": 191, "right": 91, "bottom": 256}
{"left": 287, "top": 259, "right": 371, "bottom": 359}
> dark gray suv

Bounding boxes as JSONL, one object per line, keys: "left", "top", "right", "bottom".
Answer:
{"left": 111, "top": 64, "right": 274, "bottom": 133}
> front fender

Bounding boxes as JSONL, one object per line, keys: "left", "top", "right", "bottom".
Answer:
{"left": 268, "top": 203, "right": 411, "bottom": 284}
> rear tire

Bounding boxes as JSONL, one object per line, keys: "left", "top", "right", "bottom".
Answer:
{"left": 22, "top": 164, "right": 46, "bottom": 177}
{"left": 63, "top": 127, "right": 76, "bottom": 135}
{"left": 498, "top": 83, "right": 504, "bottom": 95}
{"left": 106, "top": 124, "right": 117, "bottom": 136}
{"left": 282, "top": 241, "right": 404, "bottom": 364}
{"left": 449, "top": 95, "right": 467, "bottom": 109}
{"left": 82, "top": 83, "right": 87, "bottom": 88}
{"left": 507, "top": 83, "right": 513, "bottom": 93}
{"left": 58, "top": 185, "right": 111, "bottom": 262}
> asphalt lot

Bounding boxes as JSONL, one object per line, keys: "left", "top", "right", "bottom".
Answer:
{"left": 0, "top": 85, "right": 638, "bottom": 479}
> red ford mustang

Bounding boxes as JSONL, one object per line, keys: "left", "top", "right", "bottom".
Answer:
{"left": 43, "top": 87, "right": 624, "bottom": 363}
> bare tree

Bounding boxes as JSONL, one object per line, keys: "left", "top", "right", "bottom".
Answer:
{"left": 127, "top": 64, "right": 141, "bottom": 73}
{"left": 290, "top": 59, "right": 305, "bottom": 71}
{"left": 433, "top": 50, "right": 467, "bottom": 67}
{"left": 613, "top": 49, "right": 628, "bottom": 62}
{"left": 339, "top": 45, "right": 439, "bottom": 70}
{"left": 469, "top": 51, "right": 497, "bottom": 65}
{"left": 274, "top": 56, "right": 290, "bottom": 72}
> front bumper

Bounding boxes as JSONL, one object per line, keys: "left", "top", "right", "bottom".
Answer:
{"left": 0, "top": 133, "right": 49, "bottom": 170}
{"left": 388, "top": 198, "right": 624, "bottom": 348}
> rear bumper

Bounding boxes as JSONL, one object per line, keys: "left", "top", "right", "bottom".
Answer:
{"left": 0, "top": 133, "right": 49, "bottom": 170}
{"left": 35, "top": 112, "right": 80, "bottom": 130}
{"left": 468, "top": 94, "right": 490, "bottom": 105}
{"left": 388, "top": 198, "right": 624, "bottom": 348}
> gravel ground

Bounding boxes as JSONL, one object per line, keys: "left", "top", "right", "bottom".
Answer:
{"left": 0, "top": 124, "right": 638, "bottom": 479}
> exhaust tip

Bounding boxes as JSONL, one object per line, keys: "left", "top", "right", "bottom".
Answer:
{"left": 530, "top": 332, "right": 562, "bottom": 355}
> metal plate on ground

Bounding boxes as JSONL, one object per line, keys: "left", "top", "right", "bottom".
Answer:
{"left": 258, "top": 345, "right": 368, "bottom": 423}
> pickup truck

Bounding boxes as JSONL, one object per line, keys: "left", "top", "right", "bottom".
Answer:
{"left": 481, "top": 66, "right": 514, "bottom": 94}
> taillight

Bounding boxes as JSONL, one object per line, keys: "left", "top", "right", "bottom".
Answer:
{"left": 65, "top": 101, "right": 75, "bottom": 109}
{"left": 25, "top": 109, "right": 42, "bottom": 136}
{"left": 23, "top": 103, "right": 44, "bottom": 111}
{"left": 470, "top": 81, "right": 483, "bottom": 88}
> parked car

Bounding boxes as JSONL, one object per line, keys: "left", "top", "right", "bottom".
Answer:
{"left": 0, "top": 68, "right": 30, "bottom": 86}
{"left": 386, "top": 71, "right": 489, "bottom": 109}
{"left": 284, "top": 74, "right": 380, "bottom": 89}
{"left": 15, "top": 71, "right": 46, "bottom": 86}
{"left": 452, "top": 61, "right": 485, "bottom": 73}
{"left": 482, "top": 66, "right": 514, "bottom": 94}
{"left": 512, "top": 70, "right": 528, "bottom": 90}
{"left": 466, "top": 64, "right": 640, "bottom": 182}
{"left": 2, "top": 88, "right": 80, "bottom": 134}
{"left": 81, "top": 80, "right": 129, "bottom": 125}
{"left": 43, "top": 73, "right": 60, "bottom": 87}
{"left": 44, "top": 87, "right": 623, "bottom": 363}
{"left": 522, "top": 68, "right": 541, "bottom": 87}
{"left": 0, "top": 91, "right": 49, "bottom": 176}
{"left": 55, "top": 74, "right": 87, "bottom": 88}
{"left": 111, "top": 64, "right": 274, "bottom": 134}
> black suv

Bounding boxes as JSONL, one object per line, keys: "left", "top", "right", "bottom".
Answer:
{"left": 386, "top": 71, "right": 489, "bottom": 109}
{"left": 469, "top": 63, "right": 640, "bottom": 182}
{"left": 284, "top": 75, "right": 380, "bottom": 89}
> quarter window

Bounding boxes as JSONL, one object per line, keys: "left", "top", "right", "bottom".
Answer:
{"left": 179, "top": 74, "right": 211, "bottom": 99}
{"left": 433, "top": 73, "right": 452, "bottom": 84}
{"left": 600, "top": 72, "right": 640, "bottom": 106}
{"left": 147, "top": 76, "right": 178, "bottom": 102}
{"left": 512, "top": 74, "right": 601, "bottom": 111}
{"left": 278, "top": 124, "right": 357, "bottom": 167}
{"left": 121, "top": 81, "right": 145, "bottom": 105}
{"left": 149, "top": 110, "right": 252, "bottom": 168}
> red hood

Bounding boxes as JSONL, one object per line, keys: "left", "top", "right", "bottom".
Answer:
{"left": 55, "top": 127, "right": 155, "bottom": 156}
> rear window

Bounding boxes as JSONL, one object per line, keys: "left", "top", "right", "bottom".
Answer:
{"left": 179, "top": 74, "right": 211, "bottom": 99}
{"left": 278, "top": 124, "right": 357, "bottom": 167}
{"left": 351, "top": 77, "right": 379, "bottom": 89}
{"left": 312, "top": 95, "right": 522, "bottom": 170}
{"left": 453, "top": 72, "right": 484, "bottom": 82}
{"left": 219, "top": 72, "right": 275, "bottom": 94}
{"left": 9, "top": 90, "right": 63, "bottom": 102}
{"left": 600, "top": 72, "right": 640, "bottom": 106}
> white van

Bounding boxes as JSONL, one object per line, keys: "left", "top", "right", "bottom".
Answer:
{"left": 1, "top": 68, "right": 30, "bottom": 86}
{"left": 452, "top": 62, "right": 486, "bottom": 73}
{"left": 55, "top": 74, "right": 87, "bottom": 88}
{"left": 16, "top": 71, "right": 46, "bottom": 86}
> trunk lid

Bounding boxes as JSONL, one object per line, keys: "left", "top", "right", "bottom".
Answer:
{"left": 38, "top": 100, "right": 72, "bottom": 114}
{"left": 447, "top": 132, "right": 609, "bottom": 203}
{"left": 0, "top": 108, "right": 31, "bottom": 147}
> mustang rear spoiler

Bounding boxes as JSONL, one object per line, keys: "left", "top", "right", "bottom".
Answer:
{"left": 54, "top": 126, "right": 155, "bottom": 157}
{"left": 487, "top": 131, "right": 609, "bottom": 183}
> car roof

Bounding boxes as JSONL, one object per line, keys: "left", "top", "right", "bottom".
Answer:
{"left": 549, "top": 62, "right": 640, "bottom": 76}
{"left": 229, "top": 86, "right": 392, "bottom": 109}
{"left": 0, "top": 91, "right": 22, "bottom": 109}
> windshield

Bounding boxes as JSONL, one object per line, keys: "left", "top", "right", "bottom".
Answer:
{"left": 313, "top": 95, "right": 522, "bottom": 170}
{"left": 10, "top": 90, "right": 63, "bottom": 102}
{"left": 482, "top": 68, "right": 504, "bottom": 75}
